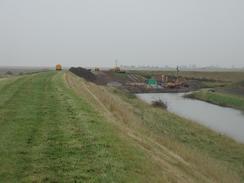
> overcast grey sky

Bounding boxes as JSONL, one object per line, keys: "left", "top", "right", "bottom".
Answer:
{"left": 0, "top": 0, "right": 243, "bottom": 67}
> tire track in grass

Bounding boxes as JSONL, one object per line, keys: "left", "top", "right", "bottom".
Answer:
{"left": 65, "top": 72, "right": 244, "bottom": 183}
{"left": 0, "top": 71, "right": 155, "bottom": 182}
{"left": 0, "top": 72, "right": 56, "bottom": 181}
{"left": 64, "top": 72, "right": 214, "bottom": 183}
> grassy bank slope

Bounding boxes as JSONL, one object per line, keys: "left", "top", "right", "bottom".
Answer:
{"left": 187, "top": 91, "right": 244, "bottom": 111}
{"left": 0, "top": 72, "right": 167, "bottom": 182}
{"left": 66, "top": 72, "right": 244, "bottom": 182}
{"left": 1, "top": 71, "right": 244, "bottom": 182}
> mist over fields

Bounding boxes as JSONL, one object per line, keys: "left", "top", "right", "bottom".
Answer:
{"left": 0, "top": 0, "right": 244, "bottom": 68}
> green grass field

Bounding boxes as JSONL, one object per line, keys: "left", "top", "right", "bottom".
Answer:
{"left": 0, "top": 71, "right": 244, "bottom": 182}
{"left": 0, "top": 72, "right": 163, "bottom": 182}
{"left": 187, "top": 90, "right": 244, "bottom": 111}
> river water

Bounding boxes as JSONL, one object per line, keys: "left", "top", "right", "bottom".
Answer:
{"left": 137, "top": 93, "right": 244, "bottom": 143}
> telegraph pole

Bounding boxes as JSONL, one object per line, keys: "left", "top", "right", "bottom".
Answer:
{"left": 176, "top": 66, "right": 180, "bottom": 78}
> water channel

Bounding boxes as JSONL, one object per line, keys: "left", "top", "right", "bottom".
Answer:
{"left": 137, "top": 93, "right": 244, "bottom": 143}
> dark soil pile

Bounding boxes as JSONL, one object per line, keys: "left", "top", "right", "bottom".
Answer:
{"left": 69, "top": 67, "right": 96, "bottom": 82}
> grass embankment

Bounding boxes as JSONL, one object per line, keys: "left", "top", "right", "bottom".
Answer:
{"left": 187, "top": 91, "right": 244, "bottom": 111}
{"left": 1, "top": 71, "right": 244, "bottom": 182}
{"left": 0, "top": 72, "right": 166, "bottom": 182}
{"left": 67, "top": 72, "right": 244, "bottom": 182}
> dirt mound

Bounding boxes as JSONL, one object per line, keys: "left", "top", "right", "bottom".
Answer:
{"left": 69, "top": 67, "right": 96, "bottom": 82}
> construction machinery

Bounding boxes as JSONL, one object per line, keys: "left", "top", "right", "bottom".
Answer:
{"left": 111, "top": 59, "right": 126, "bottom": 73}
{"left": 56, "top": 64, "right": 62, "bottom": 71}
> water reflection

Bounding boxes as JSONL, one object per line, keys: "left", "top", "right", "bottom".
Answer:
{"left": 137, "top": 93, "right": 244, "bottom": 143}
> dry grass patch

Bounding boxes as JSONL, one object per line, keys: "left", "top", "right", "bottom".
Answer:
{"left": 65, "top": 72, "right": 243, "bottom": 183}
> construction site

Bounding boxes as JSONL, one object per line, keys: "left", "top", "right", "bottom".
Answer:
{"left": 69, "top": 66, "right": 203, "bottom": 93}
{"left": 2, "top": 0, "right": 244, "bottom": 181}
